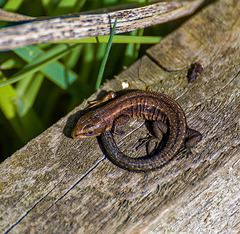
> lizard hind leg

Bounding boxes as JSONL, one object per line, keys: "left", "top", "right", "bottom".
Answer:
{"left": 152, "top": 120, "right": 168, "bottom": 139}
{"left": 148, "top": 120, "right": 168, "bottom": 155}
{"left": 137, "top": 120, "right": 168, "bottom": 155}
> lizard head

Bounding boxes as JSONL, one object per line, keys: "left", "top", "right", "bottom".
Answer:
{"left": 71, "top": 111, "right": 107, "bottom": 139}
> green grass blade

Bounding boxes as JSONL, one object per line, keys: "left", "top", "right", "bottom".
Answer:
{"left": 55, "top": 35, "right": 162, "bottom": 44}
{"left": 3, "top": 0, "right": 23, "bottom": 11}
{"left": 0, "top": 44, "right": 79, "bottom": 88}
{"left": 53, "top": 0, "right": 80, "bottom": 15}
{"left": 124, "top": 28, "right": 145, "bottom": 65}
{"left": 77, "top": 44, "right": 95, "bottom": 85}
{"left": 0, "top": 59, "right": 17, "bottom": 70}
{"left": 95, "top": 17, "right": 118, "bottom": 90}
{"left": 15, "top": 44, "right": 83, "bottom": 89}
{"left": 63, "top": 44, "right": 83, "bottom": 68}
{"left": 16, "top": 73, "right": 44, "bottom": 115}
{"left": 0, "top": 80, "right": 18, "bottom": 119}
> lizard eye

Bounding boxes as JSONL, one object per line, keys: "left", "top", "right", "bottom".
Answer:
{"left": 83, "top": 125, "right": 94, "bottom": 135}
{"left": 87, "top": 131, "right": 93, "bottom": 136}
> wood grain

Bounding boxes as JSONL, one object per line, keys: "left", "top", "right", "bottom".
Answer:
{"left": 0, "top": 0, "right": 239, "bottom": 233}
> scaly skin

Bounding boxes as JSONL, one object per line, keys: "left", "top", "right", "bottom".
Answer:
{"left": 72, "top": 90, "right": 202, "bottom": 171}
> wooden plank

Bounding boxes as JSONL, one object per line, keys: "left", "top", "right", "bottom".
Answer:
{"left": 1, "top": 0, "right": 240, "bottom": 233}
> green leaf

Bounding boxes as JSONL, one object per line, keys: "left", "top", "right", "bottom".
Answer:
{"left": 3, "top": 0, "right": 23, "bottom": 11}
{"left": 0, "top": 81, "right": 18, "bottom": 119}
{"left": 0, "top": 44, "right": 80, "bottom": 88}
{"left": 16, "top": 73, "right": 44, "bottom": 116}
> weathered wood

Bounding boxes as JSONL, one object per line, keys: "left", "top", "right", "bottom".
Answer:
{"left": 1, "top": 0, "right": 240, "bottom": 233}
{"left": 0, "top": 0, "right": 203, "bottom": 51}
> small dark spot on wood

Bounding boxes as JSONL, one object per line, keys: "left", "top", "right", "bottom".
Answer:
{"left": 187, "top": 62, "right": 203, "bottom": 83}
